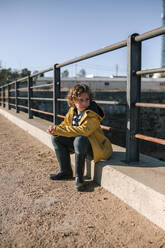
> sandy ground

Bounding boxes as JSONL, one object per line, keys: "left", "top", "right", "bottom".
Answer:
{"left": 0, "top": 114, "right": 165, "bottom": 248}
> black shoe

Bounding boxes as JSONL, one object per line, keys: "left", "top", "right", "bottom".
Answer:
{"left": 49, "top": 171, "right": 73, "bottom": 180}
{"left": 75, "top": 176, "right": 84, "bottom": 190}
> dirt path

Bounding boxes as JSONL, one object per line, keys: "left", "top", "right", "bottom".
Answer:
{"left": 0, "top": 114, "right": 165, "bottom": 248}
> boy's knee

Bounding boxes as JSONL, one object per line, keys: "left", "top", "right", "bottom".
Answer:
{"left": 74, "top": 136, "right": 89, "bottom": 154}
{"left": 51, "top": 135, "right": 60, "bottom": 150}
{"left": 51, "top": 135, "right": 55, "bottom": 142}
{"left": 51, "top": 135, "right": 58, "bottom": 143}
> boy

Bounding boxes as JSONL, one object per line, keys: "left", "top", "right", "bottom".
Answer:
{"left": 48, "top": 83, "right": 112, "bottom": 190}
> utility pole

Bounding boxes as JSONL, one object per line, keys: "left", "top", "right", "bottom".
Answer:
{"left": 115, "top": 64, "right": 119, "bottom": 77}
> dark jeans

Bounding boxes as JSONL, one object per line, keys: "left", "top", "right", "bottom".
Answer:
{"left": 51, "top": 135, "right": 93, "bottom": 158}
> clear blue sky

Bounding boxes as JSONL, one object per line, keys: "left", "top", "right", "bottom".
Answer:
{"left": 0, "top": 0, "right": 163, "bottom": 77}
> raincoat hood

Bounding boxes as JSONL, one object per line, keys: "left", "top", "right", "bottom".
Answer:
{"left": 86, "top": 101, "right": 104, "bottom": 120}
{"left": 71, "top": 101, "right": 104, "bottom": 125}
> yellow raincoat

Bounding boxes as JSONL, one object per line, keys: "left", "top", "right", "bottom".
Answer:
{"left": 52, "top": 101, "right": 113, "bottom": 162}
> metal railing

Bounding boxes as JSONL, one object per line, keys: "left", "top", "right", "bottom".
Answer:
{"left": 0, "top": 26, "right": 165, "bottom": 163}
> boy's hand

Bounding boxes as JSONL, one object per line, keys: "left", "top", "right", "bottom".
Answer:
{"left": 47, "top": 125, "right": 55, "bottom": 134}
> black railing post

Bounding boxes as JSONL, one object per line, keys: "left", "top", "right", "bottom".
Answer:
{"left": 8, "top": 84, "right": 11, "bottom": 110}
{"left": 0, "top": 88, "right": 2, "bottom": 106}
{"left": 0, "top": 88, "right": 1, "bottom": 106}
{"left": 0, "top": 89, "right": 1, "bottom": 106}
{"left": 28, "top": 76, "right": 33, "bottom": 119}
{"left": 126, "top": 33, "right": 141, "bottom": 162}
{"left": 53, "top": 64, "right": 61, "bottom": 125}
{"left": 15, "top": 81, "right": 19, "bottom": 113}
{"left": 3, "top": 86, "right": 5, "bottom": 108}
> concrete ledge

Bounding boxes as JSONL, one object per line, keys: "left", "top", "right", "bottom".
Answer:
{"left": 88, "top": 159, "right": 165, "bottom": 231}
{"left": 1, "top": 107, "right": 165, "bottom": 231}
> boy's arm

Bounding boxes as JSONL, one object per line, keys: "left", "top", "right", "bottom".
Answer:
{"left": 51, "top": 117, "right": 100, "bottom": 137}
{"left": 47, "top": 111, "right": 70, "bottom": 134}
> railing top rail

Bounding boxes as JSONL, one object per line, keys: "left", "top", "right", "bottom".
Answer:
{"left": 30, "top": 67, "right": 53, "bottom": 78}
{"left": 0, "top": 25, "right": 165, "bottom": 89}
{"left": 135, "top": 26, "right": 165, "bottom": 42}
{"left": 136, "top": 67, "right": 165, "bottom": 75}
{"left": 56, "top": 40, "right": 127, "bottom": 68}
{"left": 55, "top": 26, "right": 165, "bottom": 69}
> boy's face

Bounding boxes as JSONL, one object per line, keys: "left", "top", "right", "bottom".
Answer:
{"left": 74, "top": 93, "right": 90, "bottom": 113}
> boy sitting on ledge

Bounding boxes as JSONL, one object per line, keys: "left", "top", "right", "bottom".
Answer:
{"left": 47, "top": 83, "right": 112, "bottom": 191}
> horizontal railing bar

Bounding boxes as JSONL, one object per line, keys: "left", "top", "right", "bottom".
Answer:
{"left": 56, "top": 114, "right": 65, "bottom": 119}
{"left": 135, "top": 102, "right": 165, "bottom": 109}
{"left": 31, "top": 83, "right": 53, "bottom": 89}
{"left": 135, "top": 133, "right": 165, "bottom": 145}
{"left": 8, "top": 96, "right": 16, "bottom": 99}
{"left": 0, "top": 85, "right": 8, "bottom": 88}
{"left": 17, "top": 97, "right": 28, "bottom": 100}
{"left": 30, "top": 108, "right": 54, "bottom": 116}
{"left": 8, "top": 103, "right": 16, "bottom": 106}
{"left": 31, "top": 97, "right": 53, "bottom": 101}
{"left": 7, "top": 81, "right": 16, "bottom": 86}
{"left": 1, "top": 68, "right": 53, "bottom": 88}
{"left": 16, "top": 76, "right": 29, "bottom": 83}
{"left": 57, "top": 98, "right": 126, "bottom": 105}
{"left": 100, "top": 125, "right": 125, "bottom": 133}
{"left": 18, "top": 87, "right": 28, "bottom": 91}
{"left": 136, "top": 67, "right": 165, "bottom": 75}
{"left": 17, "top": 104, "right": 28, "bottom": 109}
{"left": 30, "top": 67, "right": 53, "bottom": 78}
{"left": 4, "top": 68, "right": 53, "bottom": 85}
{"left": 0, "top": 81, "right": 15, "bottom": 87}
{"left": 100, "top": 125, "right": 112, "bottom": 131}
{"left": 1, "top": 77, "right": 29, "bottom": 86}
{"left": 57, "top": 98, "right": 67, "bottom": 102}
{"left": 135, "top": 26, "right": 165, "bottom": 42}
{"left": 9, "top": 89, "right": 17, "bottom": 92}
{"left": 56, "top": 40, "right": 127, "bottom": 68}
{"left": 95, "top": 100, "right": 126, "bottom": 105}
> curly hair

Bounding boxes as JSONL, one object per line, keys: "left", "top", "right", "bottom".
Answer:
{"left": 67, "top": 83, "right": 93, "bottom": 107}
